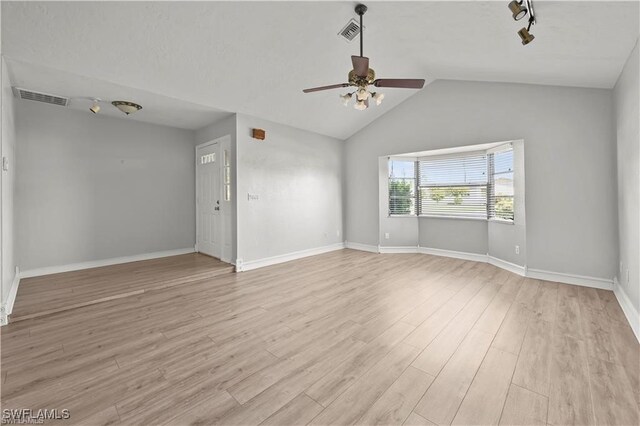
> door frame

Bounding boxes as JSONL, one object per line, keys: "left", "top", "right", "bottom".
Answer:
{"left": 195, "top": 136, "right": 228, "bottom": 261}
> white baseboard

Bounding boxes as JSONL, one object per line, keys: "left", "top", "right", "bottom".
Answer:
{"left": 19, "top": 248, "right": 196, "bottom": 279}
{"left": 613, "top": 277, "right": 640, "bottom": 343}
{"left": 236, "top": 242, "right": 345, "bottom": 272}
{"left": 379, "top": 246, "right": 419, "bottom": 254}
{"left": 527, "top": 268, "right": 613, "bottom": 290}
{"left": 418, "top": 246, "right": 488, "bottom": 263}
{"left": 488, "top": 256, "right": 527, "bottom": 276}
{"left": 0, "top": 267, "right": 21, "bottom": 326}
{"left": 345, "top": 241, "right": 379, "bottom": 253}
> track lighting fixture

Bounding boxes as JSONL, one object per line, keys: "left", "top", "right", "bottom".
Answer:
{"left": 89, "top": 99, "right": 101, "bottom": 114}
{"left": 509, "top": 0, "right": 536, "bottom": 45}
{"left": 111, "top": 101, "right": 143, "bottom": 115}
{"left": 518, "top": 22, "right": 535, "bottom": 45}
{"left": 508, "top": 0, "right": 528, "bottom": 21}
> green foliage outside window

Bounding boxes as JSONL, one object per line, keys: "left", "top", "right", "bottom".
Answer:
{"left": 429, "top": 187, "right": 470, "bottom": 205}
{"left": 389, "top": 180, "right": 413, "bottom": 215}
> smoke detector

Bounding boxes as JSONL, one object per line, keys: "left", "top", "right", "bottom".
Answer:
{"left": 12, "top": 87, "right": 68, "bottom": 106}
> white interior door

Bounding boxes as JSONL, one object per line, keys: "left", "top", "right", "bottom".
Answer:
{"left": 196, "top": 142, "right": 221, "bottom": 258}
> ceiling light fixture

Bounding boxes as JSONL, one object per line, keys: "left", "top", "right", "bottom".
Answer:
{"left": 89, "top": 99, "right": 101, "bottom": 114}
{"left": 509, "top": 0, "right": 536, "bottom": 45}
{"left": 518, "top": 23, "right": 535, "bottom": 45}
{"left": 507, "top": 0, "right": 528, "bottom": 21}
{"left": 303, "top": 4, "right": 424, "bottom": 110}
{"left": 340, "top": 93, "right": 353, "bottom": 106}
{"left": 372, "top": 92, "right": 385, "bottom": 106}
{"left": 111, "top": 101, "right": 142, "bottom": 115}
{"left": 354, "top": 99, "right": 368, "bottom": 110}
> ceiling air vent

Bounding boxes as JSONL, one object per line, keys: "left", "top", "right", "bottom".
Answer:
{"left": 338, "top": 18, "right": 362, "bottom": 42}
{"left": 12, "top": 87, "right": 69, "bottom": 107}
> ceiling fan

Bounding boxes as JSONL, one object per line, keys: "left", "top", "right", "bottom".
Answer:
{"left": 303, "top": 3, "right": 425, "bottom": 110}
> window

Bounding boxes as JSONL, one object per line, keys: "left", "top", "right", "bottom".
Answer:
{"left": 200, "top": 153, "right": 215, "bottom": 164}
{"left": 388, "top": 160, "right": 416, "bottom": 215}
{"left": 223, "top": 149, "right": 231, "bottom": 201}
{"left": 488, "top": 148, "right": 514, "bottom": 221}
{"left": 389, "top": 143, "right": 514, "bottom": 221}
{"left": 418, "top": 153, "right": 488, "bottom": 219}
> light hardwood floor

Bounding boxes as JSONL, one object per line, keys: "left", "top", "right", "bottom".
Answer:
{"left": 1, "top": 249, "right": 638, "bottom": 425}
{"left": 11, "top": 254, "right": 233, "bottom": 322}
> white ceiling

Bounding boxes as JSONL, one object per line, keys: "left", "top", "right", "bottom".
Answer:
{"left": 2, "top": 1, "right": 638, "bottom": 139}
{"left": 7, "top": 60, "right": 232, "bottom": 130}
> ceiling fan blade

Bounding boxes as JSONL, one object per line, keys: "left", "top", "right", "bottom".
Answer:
{"left": 351, "top": 56, "right": 370, "bottom": 78}
{"left": 303, "top": 83, "right": 350, "bottom": 93}
{"left": 373, "top": 79, "right": 426, "bottom": 89}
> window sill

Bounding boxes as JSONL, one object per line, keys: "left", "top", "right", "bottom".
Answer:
{"left": 419, "top": 215, "right": 487, "bottom": 222}
{"left": 489, "top": 218, "right": 515, "bottom": 225}
{"left": 387, "top": 215, "right": 418, "bottom": 218}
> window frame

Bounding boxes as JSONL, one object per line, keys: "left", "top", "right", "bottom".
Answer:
{"left": 388, "top": 157, "right": 418, "bottom": 217}
{"left": 387, "top": 144, "right": 514, "bottom": 223}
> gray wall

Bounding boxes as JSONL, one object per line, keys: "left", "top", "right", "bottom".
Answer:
{"left": 614, "top": 40, "right": 639, "bottom": 312}
{"left": 345, "top": 80, "right": 617, "bottom": 280}
{"left": 1, "top": 56, "right": 17, "bottom": 307}
{"left": 16, "top": 100, "right": 197, "bottom": 271}
{"left": 235, "top": 114, "right": 343, "bottom": 263}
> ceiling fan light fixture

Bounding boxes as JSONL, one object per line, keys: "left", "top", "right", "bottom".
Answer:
{"left": 112, "top": 100, "right": 143, "bottom": 115}
{"left": 356, "top": 88, "right": 370, "bottom": 101}
{"left": 89, "top": 99, "right": 101, "bottom": 114}
{"left": 340, "top": 93, "right": 352, "bottom": 106}
{"left": 508, "top": 0, "right": 528, "bottom": 21}
{"left": 354, "top": 100, "right": 367, "bottom": 110}
{"left": 372, "top": 92, "right": 384, "bottom": 105}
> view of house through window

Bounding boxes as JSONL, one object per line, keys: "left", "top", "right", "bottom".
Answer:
{"left": 388, "top": 143, "right": 514, "bottom": 221}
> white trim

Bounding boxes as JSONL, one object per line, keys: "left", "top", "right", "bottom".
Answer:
{"left": 345, "top": 241, "right": 379, "bottom": 253}
{"left": 488, "top": 256, "right": 526, "bottom": 276}
{"left": 526, "top": 268, "right": 613, "bottom": 290}
{"left": 613, "top": 277, "right": 640, "bottom": 343}
{"left": 378, "top": 246, "right": 419, "bottom": 254}
{"left": 418, "top": 246, "right": 488, "bottom": 263}
{"left": 236, "top": 243, "right": 345, "bottom": 272}
{"left": 0, "top": 267, "right": 20, "bottom": 326}
{"left": 19, "top": 248, "right": 196, "bottom": 278}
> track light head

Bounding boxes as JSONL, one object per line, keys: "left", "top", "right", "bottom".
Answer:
{"left": 89, "top": 99, "right": 101, "bottom": 114}
{"left": 508, "top": 0, "right": 528, "bottom": 21}
{"left": 518, "top": 26, "right": 535, "bottom": 45}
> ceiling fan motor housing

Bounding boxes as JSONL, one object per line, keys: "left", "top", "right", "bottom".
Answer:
{"left": 349, "top": 68, "right": 375, "bottom": 87}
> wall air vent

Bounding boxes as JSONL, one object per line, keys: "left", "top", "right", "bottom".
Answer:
{"left": 12, "top": 87, "right": 69, "bottom": 107}
{"left": 338, "top": 18, "right": 363, "bottom": 42}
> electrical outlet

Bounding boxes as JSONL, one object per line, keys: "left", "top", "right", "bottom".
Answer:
{"left": 385, "top": 233, "right": 390, "bottom": 240}
{"left": 515, "top": 245, "right": 520, "bottom": 255}
{"left": 336, "top": 230, "right": 340, "bottom": 237}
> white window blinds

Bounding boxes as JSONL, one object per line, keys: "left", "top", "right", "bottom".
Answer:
{"left": 388, "top": 143, "right": 514, "bottom": 222}
{"left": 488, "top": 147, "right": 514, "bottom": 221}
{"left": 418, "top": 153, "right": 488, "bottom": 219}
{"left": 388, "top": 160, "right": 417, "bottom": 215}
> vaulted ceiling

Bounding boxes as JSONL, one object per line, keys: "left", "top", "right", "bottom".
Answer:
{"left": 2, "top": 1, "right": 638, "bottom": 139}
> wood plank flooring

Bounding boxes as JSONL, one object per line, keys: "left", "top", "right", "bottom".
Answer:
{"left": 1, "top": 249, "right": 638, "bottom": 425}
{"left": 11, "top": 253, "right": 233, "bottom": 321}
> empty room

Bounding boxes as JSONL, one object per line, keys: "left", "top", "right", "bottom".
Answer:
{"left": 0, "top": 1, "right": 638, "bottom": 425}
